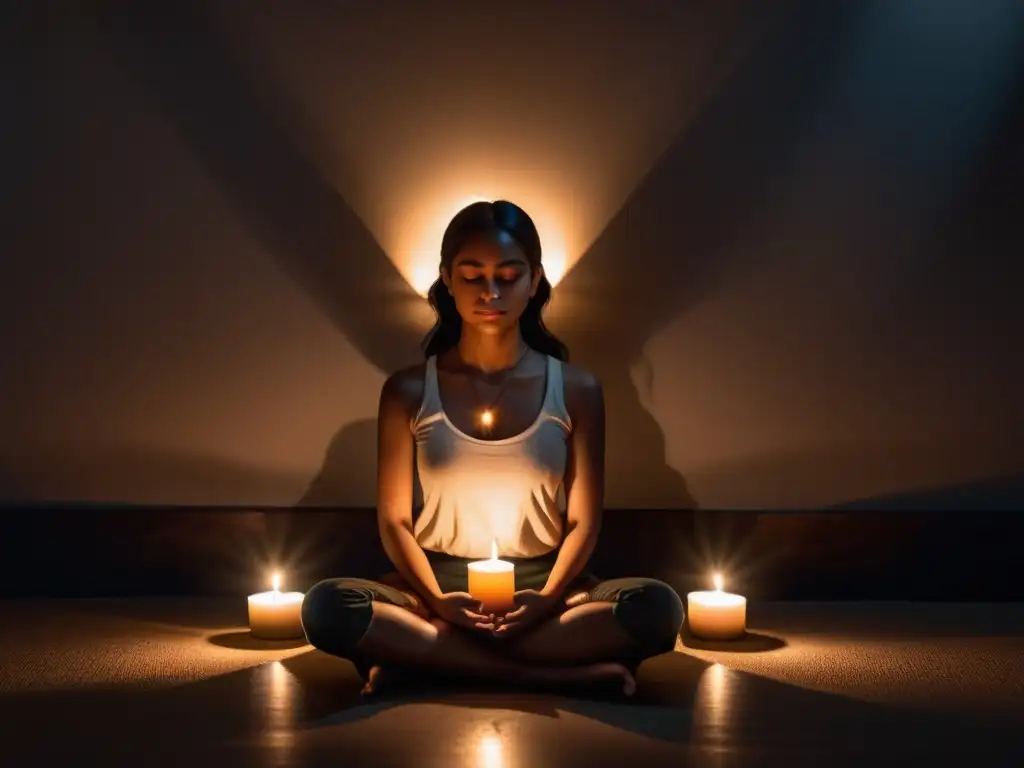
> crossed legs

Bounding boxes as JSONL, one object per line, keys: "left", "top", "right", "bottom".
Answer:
{"left": 300, "top": 574, "right": 684, "bottom": 695}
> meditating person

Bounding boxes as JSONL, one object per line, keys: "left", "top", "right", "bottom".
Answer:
{"left": 301, "top": 200, "right": 684, "bottom": 695}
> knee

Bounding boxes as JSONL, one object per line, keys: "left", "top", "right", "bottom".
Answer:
{"left": 611, "top": 579, "right": 685, "bottom": 658}
{"left": 300, "top": 578, "right": 375, "bottom": 658}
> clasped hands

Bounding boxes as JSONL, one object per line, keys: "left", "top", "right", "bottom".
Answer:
{"left": 429, "top": 589, "right": 559, "bottom": 638}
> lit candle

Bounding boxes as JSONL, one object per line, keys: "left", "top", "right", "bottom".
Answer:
{"left": 479, "top": 408, "right": 495, "bottom": 429}
{"left": 687, "top": 573, "right": 747, "bottom": 640}
{"left": 248, "top": 572, "right": 306, "bottom": 640}
{"left": 467, "top": 540, "right": 515, "bottom": 614}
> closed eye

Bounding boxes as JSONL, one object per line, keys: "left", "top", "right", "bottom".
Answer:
{"left": 459, "top": 271, "right": 523, "bottom": 284}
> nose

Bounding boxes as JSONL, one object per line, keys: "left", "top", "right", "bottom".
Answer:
{"left": 481, "top": 278, "right": 500, "bottom": 301}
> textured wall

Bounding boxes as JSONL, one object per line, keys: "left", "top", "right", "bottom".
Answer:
{"left": 4, "top": 0, "right": 1022, "bottom": 509}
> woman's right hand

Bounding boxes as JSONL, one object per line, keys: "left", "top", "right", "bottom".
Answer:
{"left": 429, "top": 592, "right": 495, "bottom": 632}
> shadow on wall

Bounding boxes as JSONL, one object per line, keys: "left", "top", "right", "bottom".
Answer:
{"left": 88, "top": 1, "right": 715, "bottom": 511}
{"left": 92, "top": 3, "right": 425, "bottom": 509}
{"left": 300, "top": 1, "right": 856, "bottom": 517}
{"left": 549, "top": 1, "right": 853, "bottom": 516}
{"left": 90, "top": 2, "right": 961, "bottom": 523}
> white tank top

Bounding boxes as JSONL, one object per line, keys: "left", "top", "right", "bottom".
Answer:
{"left": 411, "top": 354, "right": 572, "bottom": 559}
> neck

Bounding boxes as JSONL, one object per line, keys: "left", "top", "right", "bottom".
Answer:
{"left": 456, "top": 326, "right": 528, "bottom": 373}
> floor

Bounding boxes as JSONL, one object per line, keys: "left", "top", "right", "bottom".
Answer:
{"left": 1, "top": 599, "right": 1022, "bottom": 767}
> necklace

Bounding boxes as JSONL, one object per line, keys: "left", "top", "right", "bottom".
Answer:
{"left": 467, "top": 346, "right": 531, "bottom": 434}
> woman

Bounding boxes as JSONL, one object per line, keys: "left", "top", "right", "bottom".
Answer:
{"left": 301, "top": 200, "right": 684, "bottom": 696}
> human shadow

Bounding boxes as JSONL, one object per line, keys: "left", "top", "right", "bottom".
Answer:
{"left": 94, "top": 1, "right": 872, "bottom": 585}
{"left": 297, "top": 418, "right": 379, "bottom": 507}
{"left": 549, "top": 2, "right": 858, "bottom": 513}
{"left": 78, "top": 1, "right": 686, "bottom": 519}
{"left": 300, "top": 2, "right": 858, "bottom": 525}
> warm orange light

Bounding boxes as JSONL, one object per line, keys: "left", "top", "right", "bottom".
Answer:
{"left": 467, "top": 539, "right": 515, "bottom": 613}
{"left": 687, "top": 573, "right": 746, "bottom": 640}
{"left": 479, "top": 408, "right": 495, "bottom": 429}
{"left": 383, "top": 183, "right": 573, "bottom": 298}
{"left": 249, "top": 573, "right": 305, "bottom": 639}
{"left": 477, "top": 732, "right": 504, "bottom": 768}
{"left": 411, "top": 263, "right": 440, "bottom": 296}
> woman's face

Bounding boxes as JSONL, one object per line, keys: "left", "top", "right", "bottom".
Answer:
{"left": 442, "top": 230, "right": 541, "bottom": 336}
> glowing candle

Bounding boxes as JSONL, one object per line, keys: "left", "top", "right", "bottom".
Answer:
{"left": 467, "top": 541, "right": 515, "bottom": 614}
{"left": 687, "top": 573, "right": 747, "bottom": 640}
{"left": 248, "top": 572, "right": 306, "bottom": 640}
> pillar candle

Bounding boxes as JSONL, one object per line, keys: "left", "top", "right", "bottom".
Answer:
{"left": 248, "top": 573, "right": 305, "bottom": 640}
{"left": 467, "top": 541, "right": 515, "bottom": 614}
{"left": 687, "top": 574, "right": 747, "bottom": 640}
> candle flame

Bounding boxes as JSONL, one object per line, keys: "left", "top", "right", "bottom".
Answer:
{"left": 490, "top": 540, "right": 498, "bottom": 560}
{"left": 272, "top": 572, "right": 281, "bottom": 592}
{"left": 480, "top": 409, "right": 494, "bottom": 428}
{"left": 713, "top": 573, "right": 724, "bottom": 591}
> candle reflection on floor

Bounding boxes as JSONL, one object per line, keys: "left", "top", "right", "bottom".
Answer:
{"left": 450, "top": 720, "right": 518, "bottom": 768}
{"left": 478, "top": 732, "right": 505, "bottom": 768}
{"left": 690, "top": 662, "right": 736, "bottom": 749}
{"left": 254, "top": 660, "right": 297, "bottom": 760}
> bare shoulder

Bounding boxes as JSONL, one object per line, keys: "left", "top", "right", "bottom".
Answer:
{"left": 559, "top": 360, "right": 604, "bottom": 416}
{"left": 379, "top": 362, "right": 427, "bottom": 418}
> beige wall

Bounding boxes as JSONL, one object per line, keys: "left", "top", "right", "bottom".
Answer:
{"left": 4, "top": 1, "right": 1022, "bottom": 508}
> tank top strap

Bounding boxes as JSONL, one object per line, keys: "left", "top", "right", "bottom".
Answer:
{"left": 543, "top": 355, "right": 572, "bottom": 431}
{"left": 414, "top": 356, "right": 444, "bottom": 428}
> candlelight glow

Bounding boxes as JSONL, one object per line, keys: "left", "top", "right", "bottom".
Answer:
{"left": 248, "top": 577, "right": 305, "bottom": 638}
{"left": 477, "top": 733, "right": 504, "bottom": 768}
{"left": 692, "top": 662, "right": 734, "bottom": 745}
{"left": 264, "top": 660, "right": 297, "bottom": 753}
{"left": 688, "top": 575, "right": 747, "bottom": 640}
{"left": 383, "top": 185, "right": 573, "bottom": 298}
{"left": 468, "top": 540, "right": 515, "bottom": 613}
{"left": 479, "top": 409, "right": 495, "bottom": 429}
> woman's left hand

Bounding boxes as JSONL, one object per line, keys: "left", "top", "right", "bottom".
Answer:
{"left": 492, "top": 589, "right": 560, "bottom": 637}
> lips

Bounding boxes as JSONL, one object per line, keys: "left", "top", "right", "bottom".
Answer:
{"left": 474, "top": 309, "right": 506, "bottom": 318}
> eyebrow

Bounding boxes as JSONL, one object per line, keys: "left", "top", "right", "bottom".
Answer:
{"left": 455, "top": 259, "right": 527, "bottom": 268}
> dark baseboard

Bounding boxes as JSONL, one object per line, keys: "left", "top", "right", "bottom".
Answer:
{"left": 1, "top": 505, "right": 1020, "bottom": 600}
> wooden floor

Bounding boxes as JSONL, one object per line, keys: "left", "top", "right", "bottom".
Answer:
{"left": 1, "top": 599, "right": 1022, "bottom": 767}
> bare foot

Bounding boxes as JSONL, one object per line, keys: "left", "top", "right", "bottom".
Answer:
{"left": 535, "top": 662, "right": 637, "bottom": 696}
{"left": 361, "top": 665, "right": 395, "bottom": 696}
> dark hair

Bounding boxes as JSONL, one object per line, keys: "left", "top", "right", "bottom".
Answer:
{"left": 421, "top": 200, "right": 569, "bottom": 361}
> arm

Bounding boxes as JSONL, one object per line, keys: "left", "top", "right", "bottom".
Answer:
{"left": 540, "top": 369, "right": 606, "bottom": 600}
{"left": 376, "top": 369, "right": 445, "bottom": 606}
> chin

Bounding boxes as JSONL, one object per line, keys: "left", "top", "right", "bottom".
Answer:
{"left": 470, "top": 318, "right": 515, "bottom": 334}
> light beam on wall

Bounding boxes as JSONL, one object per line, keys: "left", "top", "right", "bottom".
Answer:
{"left": 214, "top": 4, "right": 787, "bottom": 305}
{"left": 383, "top": 174, "right": 573, "bottom": 298}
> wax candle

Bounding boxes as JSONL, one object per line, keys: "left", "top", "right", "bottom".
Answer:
{"left": 467, "top": 540, "right": 515, "bottom": 614}
{"left": 687, "top": 573, "right": 747, "bottom": 640}
{"left": 248, "top": 573, "right": 306, "bottom": 640}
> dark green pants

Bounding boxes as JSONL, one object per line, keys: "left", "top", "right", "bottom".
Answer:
{"left": 301, "top": 550, "right": 685, "bottom": 679}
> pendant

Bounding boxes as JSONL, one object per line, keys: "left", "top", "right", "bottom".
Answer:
{"left": 478, "top": 408, "right": 495, "bottom": 430}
